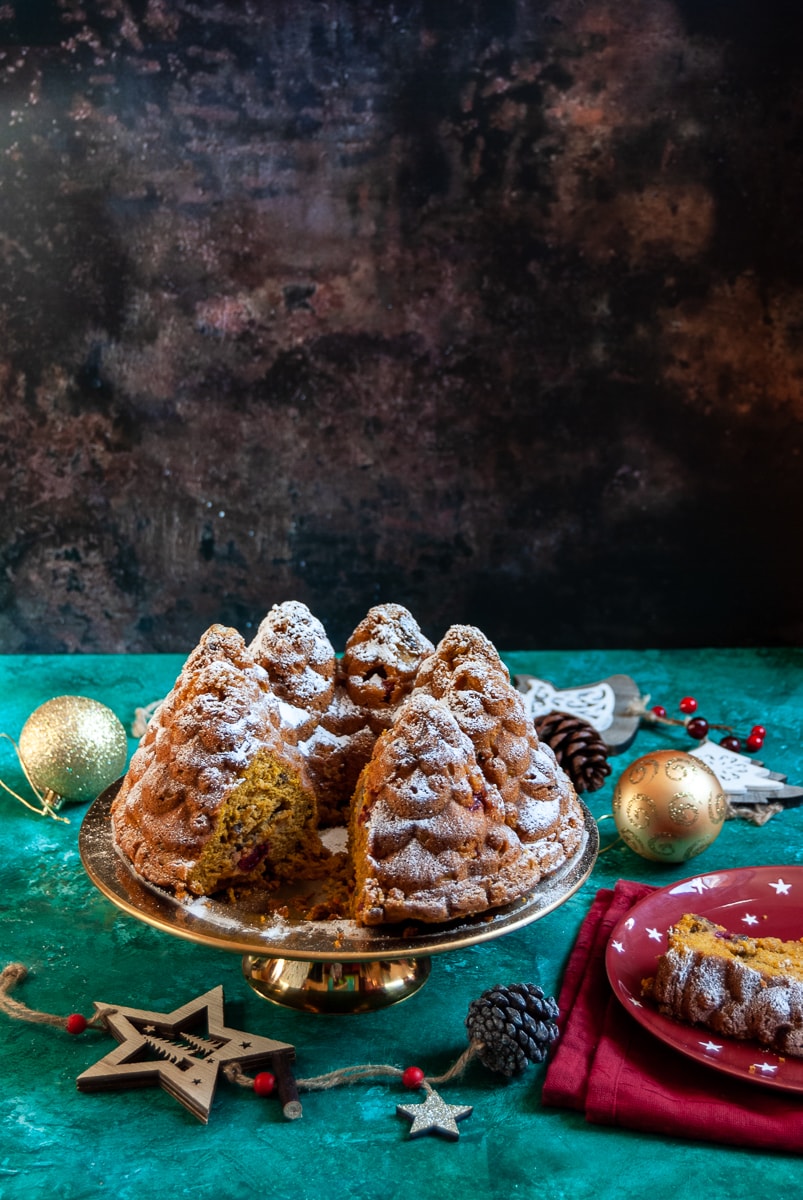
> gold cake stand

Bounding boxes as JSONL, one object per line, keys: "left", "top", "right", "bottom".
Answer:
{"left": 79, "top": 784, "right": 598, "bottom": 1014}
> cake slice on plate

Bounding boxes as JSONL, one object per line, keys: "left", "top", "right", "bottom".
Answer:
{"left": 643, "top": 913, "right": 803, "bottom": 1056}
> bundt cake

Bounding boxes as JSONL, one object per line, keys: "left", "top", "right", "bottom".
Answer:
{"left": 351, "top": 692, "right": 553, "bottom": 924}
{"left": 111, "top": 607, "right": 585, "bottom": 926}
{"left": 111, "top": 624, "right": 320, "bottom": 895}
{"left": 414, "top": 624, "right": 584, "bottom": 862}
{"left": 643, "top": 913, "right": 803, "bottom": 1056}
{"left": 341, "top": 602, "right": 435, "bottom": 721}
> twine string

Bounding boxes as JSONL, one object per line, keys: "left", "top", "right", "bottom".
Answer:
{"left": 2, "top": 961, "right": 479, "bottom": 1095}
{"left": 0, "top": 963, "right": 108, "bottom": 1030}
{"left": 224, "top": 1040, "right": 480, "bottom": 1094}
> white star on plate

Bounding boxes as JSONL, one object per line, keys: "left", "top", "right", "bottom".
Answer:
{"left": 628, "top": 996, "right": 643, "bottom": 1008}
{"left": 742, "top": 913, "right": 759, "bottom": 926}
{"left": 624, "top": 917, "right": 635, "bottom": 930}
{"left": 611, "top": 940, "right": 625, "bottom": 953}
{"left": 646, "top": 928, "right": 663, "bottom": 942}
{"left": 699, "top": 1040, "right": 723, "bottom": 1053}
{"left": 752, "top": 1062, "right": 778, "bottom": 1075}
{"left": 770, "top": 879, "right": 792, "bottom": 895}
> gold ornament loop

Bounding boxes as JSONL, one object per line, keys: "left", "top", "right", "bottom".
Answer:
{"left": 0, "top": 732, "right": 70, "bottom": 822}
{"left": 596, "top": 812, "right": 623, "bottom": 854}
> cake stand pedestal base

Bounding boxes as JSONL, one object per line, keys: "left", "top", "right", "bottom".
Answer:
{"left": 242, "top": 954, "right": 432, "bottom": 1013}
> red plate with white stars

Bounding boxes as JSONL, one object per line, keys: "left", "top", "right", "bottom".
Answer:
{"left": 606, "top": 865, "right": 803, "bottom": 1092}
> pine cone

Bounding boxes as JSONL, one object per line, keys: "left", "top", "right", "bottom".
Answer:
{"left": 465, "top": 983, "right": 560, "bottom": 1076}
{"left": 533, "top": 711, "right": 611, "bottom": 793}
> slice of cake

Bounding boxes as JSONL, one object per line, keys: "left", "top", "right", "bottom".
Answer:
{"left": 111, "top": 624, "right": 320, "bottom": 895}
{"left": 643, "top": 913, "right": 803, "bottom": 1056}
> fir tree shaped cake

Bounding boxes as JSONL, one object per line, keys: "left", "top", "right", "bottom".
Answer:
{"left": 349, "top": 626, "right": 584, "bottom": 924}
{"left": 112, "top": 624, "right": 320, "bottom": 895}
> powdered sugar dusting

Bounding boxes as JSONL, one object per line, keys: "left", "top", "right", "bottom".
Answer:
{"left": 249, "top": 600, "right": 336, "bottom": 713}
{"left": 354, "top": 657, "right": 583, "bottom": 924}
{"left": 113, "top": 609, "right": 585, "bottom": 928}
{"left": 111, "top": 624, "right": 309, "bottom": 890}
{"left": 342, "top": 603, "right": 434, "bottom": 710}
{"left": 650, "top": 916, "right": 803, "bottom": 1056}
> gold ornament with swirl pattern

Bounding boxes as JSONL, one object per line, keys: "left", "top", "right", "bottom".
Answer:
{"left": 611, "top": 749, "right": 727, "bottom": 862}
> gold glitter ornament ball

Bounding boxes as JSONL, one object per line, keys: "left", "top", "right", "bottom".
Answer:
{"left": 18, "top": 696, "right": 129, "bottom": 805}
{"left": 612, "top": 749, "right": 727, "bottom": 863}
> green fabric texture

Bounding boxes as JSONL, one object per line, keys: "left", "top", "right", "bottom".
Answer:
{"left": 0, "top": 648, "right": 801, "bottom": 1200}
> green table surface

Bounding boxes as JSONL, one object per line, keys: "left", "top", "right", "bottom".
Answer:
{"left": 1, "top": 648, "right": 802, "bottom": 1200}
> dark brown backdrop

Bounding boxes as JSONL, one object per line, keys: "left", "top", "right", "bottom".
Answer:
{"left": 1, "top": 0, "right": 801, "bottom": 653}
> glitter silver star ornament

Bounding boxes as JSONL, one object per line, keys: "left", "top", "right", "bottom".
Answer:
{"left": 396, "top": 1088, "right": 473, "bottom": 1140}
{"left": 77, "top": 985, "right": 296, "bottom": 1122}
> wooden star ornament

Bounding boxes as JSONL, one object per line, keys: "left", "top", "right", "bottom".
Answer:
{"left": 76, "top": 985, "right": 297, "bottom": 1123}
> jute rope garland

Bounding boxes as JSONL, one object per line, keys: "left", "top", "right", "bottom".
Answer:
{"left": 224, "top": 1045, "right": 478, "bottom": 1094}
{"left": 0, "top": 964, "right": 116, "bottom": 1031}
{"left": 0, "top": 961, "right": 479, "bottom": 1096}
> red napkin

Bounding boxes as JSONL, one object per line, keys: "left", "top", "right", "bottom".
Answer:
{"left": 542, "top": 879, "right": 803, "bottom": 1152}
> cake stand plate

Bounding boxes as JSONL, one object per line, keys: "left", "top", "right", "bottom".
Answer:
{"left": 79, "top": 785, "right": 598, "bottom": 1013}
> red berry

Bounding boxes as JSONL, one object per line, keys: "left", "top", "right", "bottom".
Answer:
{"left": 253, "top": 1072, "right": 276, "bottom": 1096}
{"left": 66, "top": 1014, "right": 87, "bottom": 1035}
{"left": 750, "top": 725, "right": 767, "bottom": 739}
{"left": 746, "top": 733, "right": 764, "bottom": 753}
{"left": 679, "top": 696, "right": 698, "bottom": 714}
{"left": 720, "top": 735, "right": 742, "bottom": 753}
{"left": 402, "top": 1066, "right": 425, "bottom": 1089}
{"left": 686, "top": 716, "right": 709, "bottom": 740}
{"left": 651, "top": 705, "right": 667, "bottom": 718}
